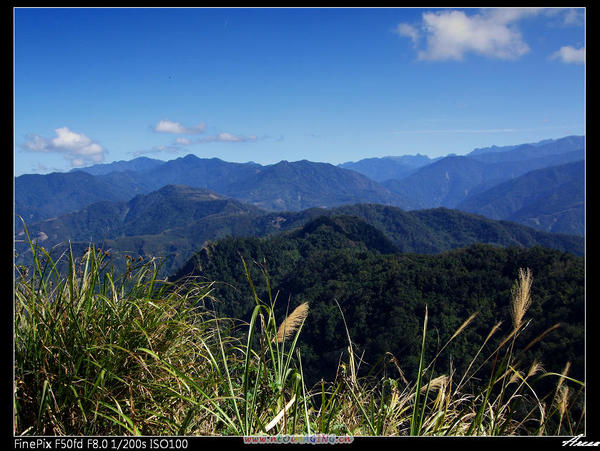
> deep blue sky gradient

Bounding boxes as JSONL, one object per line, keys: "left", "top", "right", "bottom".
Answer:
{"left": 14, "top": 7, "right": 585, "bottom": 175}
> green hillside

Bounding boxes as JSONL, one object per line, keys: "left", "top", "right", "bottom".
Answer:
{"left": 171, "top": 216, "right": 584, "bottom": 388}
{"left": 17, "top": 191, "right": 584, "bottom": 279}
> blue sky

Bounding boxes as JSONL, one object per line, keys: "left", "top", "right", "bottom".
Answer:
{"left": 14, "top": 7, "right": 585, "bottom": 176}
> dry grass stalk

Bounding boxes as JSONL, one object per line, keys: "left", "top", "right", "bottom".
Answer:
{"left": 485, "top": 321, "right": 503, "bottom": 343}
{"left": 425, "top": 312, "right": 480, "bottom": 375}
{"left": 554, "top": 361, "right": 572, "bottom": 420}
{"left": 527, "top": 360, "right": 544, "bottom": 378}
{"left": 455, "top": 321, "right": 503, "bottom": 391}
{"left": 276, "top": 302, "right": 309, "bottom": 343}
{"left": 558, "top": 386, "right": 570, "bottom": 419}
{"left": 510, "top": 268, "right": 533, "bottom": 331}
{"left": 508, "top": 359, "right": 544, "bottom": 386}
{"left": 421, "top": 375, "right": 449, "bottom": 393}
{"left": 556, "top": 361, "right": 572, "bottom": 394}
{"left": 522, "top": 323, "right": 562, "bottom": 353}
{"left": 450, "top": 312, "right": 479, "bottom": 342}
{"left": 508, "top": 369, "right": 524, "bottom": 385}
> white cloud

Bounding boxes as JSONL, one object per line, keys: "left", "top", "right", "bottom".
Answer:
{"left": 396, "top": 8, "right": 542, "bottom": 61}
{"left": 550, "top": 45, "right": 585, "bottom": 64}
{"left": 394, "top": 23, "right": 419, "bottom": 45}
{"left": 22, "top": 127, "right": 106, "bottom": 167}
{"left": 153, "top": 118, "right": 260, "bottom": 145}
{"left": 216, "top": 132, "right": 248, "bottom": 142}
{"left": 51, "top": 127, "right": 103, "bottom": 157}
{"left": 130, "top": 131, "right": 259, "bottom": 157}
{"left": 482, "top": 7, "right": 543, "bottom": 23}
{"left": 23, "top": 134, "right": 50, "bottom": 152}
{"left": 154, "top": 119, "right": 206, "bottom": 134}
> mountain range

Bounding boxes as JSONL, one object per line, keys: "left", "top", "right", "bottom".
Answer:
{"left": 338, "top": 153, "right": 440, "bottom": 182}
{"left": 15, "top": 156, "right": 410, "bottom": 230}
{"left": 15, "top": 183, "right": 584, "bottom": 278}
{"left": 15, "top": 135, "right": 584, "bottom": 237}
{"left": 14, "top": 134, "right": 585, "bottom": 277}
{"left": 456, "top": 160, "right": 584, "bottom": 236}
{"left": 381, "top": 144, "right": 583, "bottom": 211}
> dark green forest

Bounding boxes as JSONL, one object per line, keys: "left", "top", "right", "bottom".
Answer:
{"left": 172, "top": 215, "right": 584, "bottom": 391}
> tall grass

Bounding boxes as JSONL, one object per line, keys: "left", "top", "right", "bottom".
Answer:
{"left": 14, "top": 229, "right": 219, "bottom": 435}
{"left": 14, "top": 231, "right": 584, "bottom": 436}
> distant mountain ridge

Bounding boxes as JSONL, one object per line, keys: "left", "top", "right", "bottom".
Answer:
{"left": 15, "top": 156, "right": 411, "bottom": 228}
{"left": 16, "top": 185, "right": 262, "bottom": 245}
{"left": 139, "top": 155, "right": 263, "bottom": 194}
{"left": 70, "top": 156, "right": 165, "bottom": 176}
{"left": 223, "top": 159, "right": 410, "bottom": 211}
{"left": 14, "top": 170, "right": 155, "bottom": 227}
{"left": 467, "top": 135, "right": 583, "bottom": 160}
{"left": 328, "top": 136, "right": 585, "bottom": 235}
{"left": 381, "top": 138, "right": 584, "bottom": 212}
{"left": 456, "top": 160, "right": 584, "bottom": 235}
{"left": 15, "top": 135, "right": 584, "bottom": 237}
{"left": 338, "top": 154, "right": 438, "bottom": 182}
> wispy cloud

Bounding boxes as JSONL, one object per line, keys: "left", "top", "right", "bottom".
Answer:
{"left": 550, "top": 45, "right": 585, "bottom": 64}
{"left": 131, "top": 131, "right": 259, "bottom": 157}
{"left": 22, "top": 127, "right": 106, "bottom": 167}
{"left": 152, "top": 118, "right": 258, "bottom": 144}
{"left": 130, "top": 144, "right": 183, "bottom": 157}
{"left": 393, "top": 128, "right": 527, "bottom": 134}
{"left": 197, "top": 132, "right": 258, "bottom": 143}
{"left": 29, "top": 162, "right": 64, "bottom": 174}
{"left": 153, "top": 119, "right": 206, "bottom": 134}
{"left": 395, "top": 23, "right": 419, "bottom": 46}
{"left": 545, "top": 7, "right": 584, "bottom": 27}
{"left": 562, "top": 8, "right": 584, "bottom": 26}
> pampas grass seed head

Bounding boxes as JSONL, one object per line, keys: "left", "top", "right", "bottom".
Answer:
{"left": 276, "top": 302, "right": 309, "bottom": 343}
